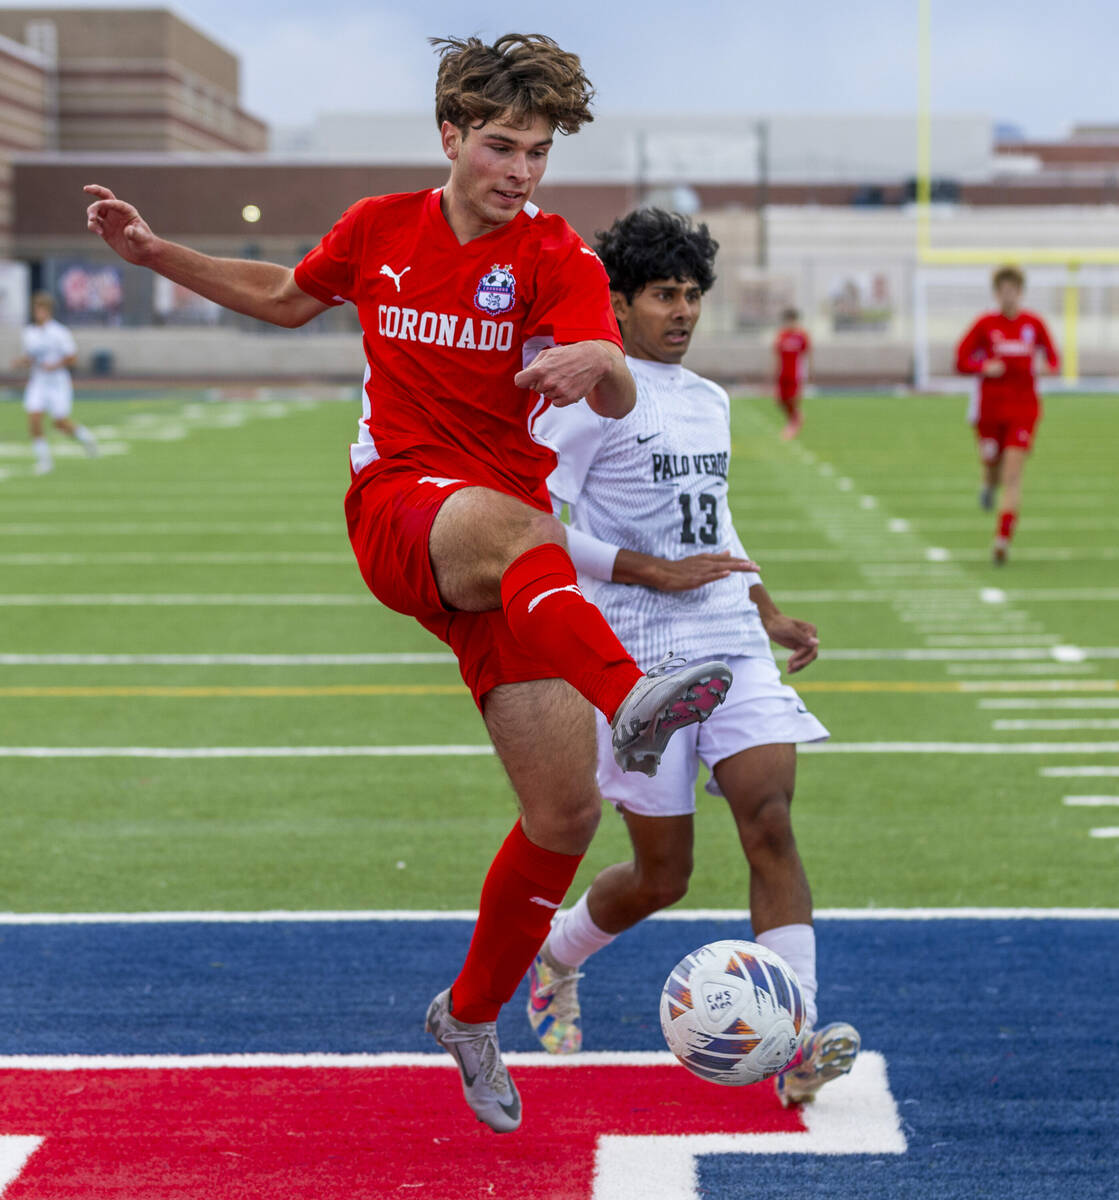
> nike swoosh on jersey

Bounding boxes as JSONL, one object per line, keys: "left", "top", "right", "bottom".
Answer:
{"left": 636, "top": 432, "right": 662, "bottom": 444}
{"left": 526, "top": 584, "right": 582, "bottom": 614}
{"left": 529, "top": 896, "right": 562, "bottom": 909}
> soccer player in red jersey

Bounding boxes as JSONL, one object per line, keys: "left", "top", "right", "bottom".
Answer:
{"left": 773, "top": 307, "right": 812, "bottom": 439}
{"left": 85, "top": 34, "right": 732, "bottom": 1133}
{"left": 956, "top": 266, "right": 1059, "bottom": 564}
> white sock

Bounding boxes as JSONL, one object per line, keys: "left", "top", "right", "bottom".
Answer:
{"left": 73, "top": 424, "right": 97, "bottom": 448}
{"left": 32, "top": 436, "right": 51, "bottom": 466}
{"left": 756, "top": 923, "right": 818, "bottom": 1029}
{"left": 547, "top": 890, "right": 617, "bottom": 968}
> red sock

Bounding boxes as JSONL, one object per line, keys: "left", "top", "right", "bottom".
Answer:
{"left": 450, "top": 822, "right": 583, "bottom": 1023}
{"left": 998, "top": 510, "right": 1017, "bottom": 541}
{"left": 501, "top": 543, "right": 641, "bottom": 722}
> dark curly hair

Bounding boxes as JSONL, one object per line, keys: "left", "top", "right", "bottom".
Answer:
{"left": 431, "top": 33, "right": 594, "bottom": 135}
{"left": 595, "top": 208, "right": 718, "bottom": 301}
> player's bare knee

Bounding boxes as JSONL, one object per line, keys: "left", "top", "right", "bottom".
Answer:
{"left": 507, "top": 508, "right": 566, "bottom": 561}
{"left": 636, "top": 869, "right": 691, "bottom": 912}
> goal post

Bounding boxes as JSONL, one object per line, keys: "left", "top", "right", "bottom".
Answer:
{"left": 914, "top": 0, "right": 1119, "bottom": 390}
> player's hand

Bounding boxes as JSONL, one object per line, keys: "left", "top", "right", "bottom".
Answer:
{"left": 981, "top": 358, "right": 1006, "bottom": 377}
{"left": 514, "top": 342, "right": 613, "bottom": 407}
{"left": 10, "top": 355, "right": 30, "bottom": 370}
{"left": 613, "top": 549, "right": 758, "bottom": 591}
{"left": 652, "top": 551, "right": 759, "bottom": 592}
{"left": 84, "top": 184, "right": 157, "bottom": 264}
{"left": 762, "top": 612, "right": 819, "bottom": 673}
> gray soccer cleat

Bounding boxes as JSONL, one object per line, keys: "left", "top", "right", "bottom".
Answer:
{"left": 425, "top": 988, "right": 522, "bottom": 1133}
{"left": 611, "top": 655, "right": 732, "bottom": 777}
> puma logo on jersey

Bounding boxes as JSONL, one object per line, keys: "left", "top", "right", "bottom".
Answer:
{"left": 379, "top": 264, "right": 411, "bottom": 292}
{"left": 526, "top": 584, "right": 582, "bottom": 614}
{"left": 417, "top": 476, "right": 464, "bottom": 489}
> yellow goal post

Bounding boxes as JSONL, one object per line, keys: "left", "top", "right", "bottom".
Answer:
{"left": 915, "top": 0, "right": 1119, "bottom": 389}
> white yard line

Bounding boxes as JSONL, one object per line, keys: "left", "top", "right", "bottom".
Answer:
{"left": 981, "top": 698, "right": 1119, "bottom": 709}
{"left": 993, "top": 719, "right": 1119, "bottom": 731}
{"left": 0, "top": 907, "right": 1112, "bottom": 925}
{"left": 0, "top": 653, "right": 454, "bottom": 666}
{"left": 1042, "top": 766, "right": 1119, "bottom": 777}
{"left": 1089, "top": 828, "right": 1119, "bottom": 838}
{"left": 3, "top": 649, "right": 1113, "bottom": 666}
{"left": 4, "top": 742, "right": 1119, "bottom": 758}
{"left": 0, "top": 522, "right": 339, "bottom": 536}
{"left": 0, "top": 552, "right": 352, "bottom": 566}
{"left": 1063, "top": 796, "right": 1119, "bottom": 806}
{"left": 0, "top": 594, "right": 372, "bottom": 606}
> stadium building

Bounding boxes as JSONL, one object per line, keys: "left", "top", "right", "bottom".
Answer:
{"left": 2, "top": 5, "right": 1119, "bottom": 383}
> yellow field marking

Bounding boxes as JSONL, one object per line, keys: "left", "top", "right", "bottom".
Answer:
{"left": 0, "top": 685, "right": 468, "bottom": 698}
{"left": 1, "top": 680, "right": 1116, "bottom": 699}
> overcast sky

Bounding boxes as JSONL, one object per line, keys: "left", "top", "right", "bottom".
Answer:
{"left": 12, "top": 0, "right": 1115, "bottom": 137}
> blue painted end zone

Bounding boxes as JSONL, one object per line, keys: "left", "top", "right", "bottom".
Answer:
{"left": 0, "top": 917, "right": 1116, "bottom": 1199}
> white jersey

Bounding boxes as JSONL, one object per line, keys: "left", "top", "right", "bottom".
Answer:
{"left": 537, "top": 355, "right": 772, "bottom": 670}
{"left": 21, "top": 319, "right": 76, "bottom": 383}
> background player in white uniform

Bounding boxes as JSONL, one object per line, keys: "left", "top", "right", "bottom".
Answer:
{"left": 11, "top": 292, "right": 97, "bottom": 474}
{"left": 528, "top": 208, "right": 859, "bottom": 1105}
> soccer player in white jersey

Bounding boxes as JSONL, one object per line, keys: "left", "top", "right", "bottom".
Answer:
{"left": 529, "top": 208, "right": 860, "bottom": 1105}
{"left": 11, "top": 292, "right": 98, "bottom": 474}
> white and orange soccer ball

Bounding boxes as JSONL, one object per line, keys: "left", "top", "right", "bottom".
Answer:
{"left": 660, "top": 939, "right": 805, "bottom": 1087}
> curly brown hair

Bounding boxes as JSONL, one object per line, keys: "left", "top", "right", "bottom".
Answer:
{"left": 430, "top": 33, "right": 594, "bottom": 136}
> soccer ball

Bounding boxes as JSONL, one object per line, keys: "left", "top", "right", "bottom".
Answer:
{"left": 659, "top": 939, "right": 805, "bottom": 1086}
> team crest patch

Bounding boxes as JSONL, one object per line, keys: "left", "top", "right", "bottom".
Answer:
{"left": 474, "top": 264, "right": 517, "bottom": 314}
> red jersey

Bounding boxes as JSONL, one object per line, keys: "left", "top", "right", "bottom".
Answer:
{"left": 774, "top": 328, "right": 810, "bottom": 380}
{"left": 294, "top": 187, "right": 623, "bottom": 508}
{"left": 955, "top": 309, "right": 1058, "bottom": 406}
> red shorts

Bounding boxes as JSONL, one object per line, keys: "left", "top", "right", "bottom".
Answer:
{"left": 974, "top": 399, "right": 1040, "bottom": 462}
{"left": 343, "top": 459, "right": 556, "bottom": 708}
{"left": 777, "top": 376, "right": 801, "bottom": 404}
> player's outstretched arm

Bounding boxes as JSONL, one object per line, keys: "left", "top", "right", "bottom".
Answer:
{"left": 515, "top": 340, "right": 635, "bottom": 416}
{"left": 751, "top": 583, "right": 819, "bottom": 673}
{"left": 84, "top": 184, "right": 329, "bottom": 328}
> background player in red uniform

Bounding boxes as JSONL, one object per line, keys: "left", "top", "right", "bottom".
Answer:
{"left": 956, "top": 265, "right": 1059, "bottom": 564}
{"left": 85, "top": 33, "right": 732, "bottom": 1134}
{"left": 773, "top": 307, "right": 812, "bottom": 439}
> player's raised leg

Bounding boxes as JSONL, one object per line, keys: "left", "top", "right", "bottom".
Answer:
{"left": 54, "top": 416, "right": 99, "bottom": 457}
{"left": 429, "top": 485, "right": 733, "bottom": 774}
{"left": 427, "top": 677, "right": 600, "bottom": 1131}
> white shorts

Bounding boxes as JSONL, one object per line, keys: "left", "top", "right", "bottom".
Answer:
{"left": 596, "top": 654, "right": 829, "bottom": 817}
{"left": 24, "top": 375, "right": 74, "bottom": 418}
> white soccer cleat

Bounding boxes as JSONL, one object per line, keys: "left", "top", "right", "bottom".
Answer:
{"left": 527, "top": 942, "right": 583, "bottom": 1055}
{"left": 425, "top": 988, "right": 522, "bottom": 1133}
{"left": 611, "top": 654, "right": 732, "bottom": 777}
{"left": 775, "top": 1021, "right": 861, "bottom": 1106}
